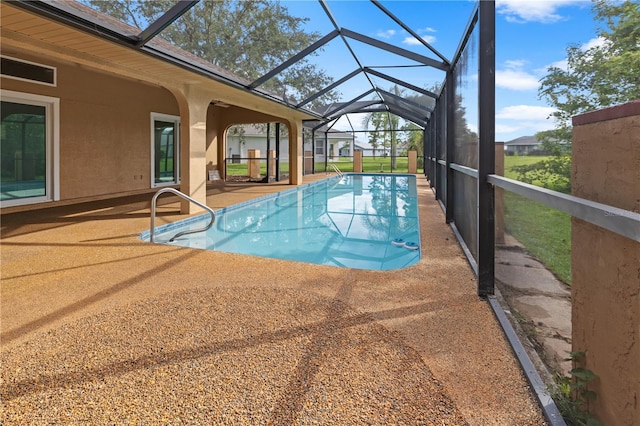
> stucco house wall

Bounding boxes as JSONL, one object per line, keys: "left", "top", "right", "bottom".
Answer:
{"left": 1, "top": 52, "right": 179, "bottom": 205}
{"left": 1, "top": 2, "right": 315, "bottom": 213}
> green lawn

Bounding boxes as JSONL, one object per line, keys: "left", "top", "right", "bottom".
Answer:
{"left": 503, "top": 155, "right": 550, "bottom": 175}
{"left": 503, "top": 156, "right": 571, "bottom": 284}
{"left": 226, "top": 161, "right": 289, "bottom": 176}
{"left": 333, "top": 156, "right": 423, "bottom": 174}
{"left": 226, "top": 156, "right": 423, "bottom": 176}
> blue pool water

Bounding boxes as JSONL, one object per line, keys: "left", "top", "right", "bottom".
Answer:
{"left": 142, "top": 174, "right": 421, "bottom": 270}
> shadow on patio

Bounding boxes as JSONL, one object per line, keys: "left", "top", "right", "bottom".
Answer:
{"left": 1, "top": 175, "right": 546, "bottom": 425}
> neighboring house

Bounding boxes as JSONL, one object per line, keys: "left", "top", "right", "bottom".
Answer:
{"left": 226, "top": 124, "right": 290, "bottom": 164}
{"left": 504, "top": 136, "right": 547, "bottom": 156}
{"left": 353, "top": 141, "right": 391, "bottom": 157}
{"left": 304, "top": 129, "right": 355, "bottom": 162}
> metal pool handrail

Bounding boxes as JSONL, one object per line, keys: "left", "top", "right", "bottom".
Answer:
{"left": 329, "top": 163, "right": 343, "bottom": 177}
{"left": 150, "top": 187, "right": 215, "bottom": 243}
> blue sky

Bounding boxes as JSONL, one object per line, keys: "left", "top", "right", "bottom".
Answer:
{"left": 281, "top": 0, "right": 599, "bottom": 142}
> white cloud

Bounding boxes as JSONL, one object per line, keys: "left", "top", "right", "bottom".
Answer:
{"left": 496, "top": 123, "right": 522, "bottom": 134}
{"left": 333, "top": 115, "right": 366, "bottom": 133}
{"left": 496, "top": 60, "right": 540, "bottom": 91}
{"left": 402, "top": 27, "right": 437, "bottom": 46}
{"left": 539, "top": 37, "right": 607, "bottom": 73}
{"left": 496, "top": 0, "right": 588, "bottom": 24}
{"left": 403, "top": 35, "right": 436, "bottom": 46}
{"left": 376, "top": 29, "right": 396, "bottom": 39}
{"left": 543, "top": 59, "right": 569, "bottom": 72}
{"left": 496, "top": 105, "right": 557, "bottom": 120}
{"left": 495, "top": 104, "right": 559, "bottom": 138}
{"left": 497, "top": 69, "right": 540, "bottom": 90}
{"left": 581, "top": 36, "right": 606, "bottom": 50}
{"left": 504, "top": 59, "right": 527, "bottom": 69}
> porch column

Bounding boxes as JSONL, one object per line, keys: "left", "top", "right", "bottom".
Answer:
{"left": 177, "top": 86, "right": 210, "bottom": 213}
{"left": 288, "top": 120, "right": 303, "bottom": 185}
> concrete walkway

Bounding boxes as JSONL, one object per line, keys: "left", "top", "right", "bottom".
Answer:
{"left": 496, "top": 235, "right": 572, "bottom": 378}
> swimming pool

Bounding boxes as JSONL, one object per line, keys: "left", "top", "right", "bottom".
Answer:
{"left": 142, "top": 174, "right": 421, "bottom": 270}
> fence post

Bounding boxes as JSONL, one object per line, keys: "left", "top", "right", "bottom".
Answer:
{"left": 248, "top": 149, "right": 261, "bottom": 178}
{"left": 408, "top": 150, "right": 417, "bottom": 173}
{"left": 477, "top": 0, "right": 496, "bottom": 297}
{"left": 353, "top": 150, "right": 363, "bottom": 173}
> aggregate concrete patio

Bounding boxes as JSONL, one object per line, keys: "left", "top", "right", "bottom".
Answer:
{"left": 1, "top": 174, "right": 546, "bottom": 425}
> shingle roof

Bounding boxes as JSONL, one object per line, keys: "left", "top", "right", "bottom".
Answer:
{"left": 504, "top": 136, "right": 541, "bottom": 146}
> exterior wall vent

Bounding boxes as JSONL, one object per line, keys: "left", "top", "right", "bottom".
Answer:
{"left": 1, "top": 56, "right": 56, "bottom": 86}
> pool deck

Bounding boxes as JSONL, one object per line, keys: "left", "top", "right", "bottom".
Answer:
{"left": 1, "top": 174, "right": 547, "bottom": 425}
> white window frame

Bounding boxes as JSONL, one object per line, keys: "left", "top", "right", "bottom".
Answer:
{"left": 150, "top": 112, "right": 180, "bottom": 188}
{"left": 1, "top": 55, "right": 57, "bottom": 87}
{"left": 0, "top": 90, "right": 60, "bottom": 208}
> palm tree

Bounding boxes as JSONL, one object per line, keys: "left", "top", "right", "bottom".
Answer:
{"left": 361, "top": 113, "right": 384, "bottom": 159}
{"left": 361, "top": 85, "right": 405, "bottom": 168}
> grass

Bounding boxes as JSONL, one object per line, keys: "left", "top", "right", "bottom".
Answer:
{"left": 226, "top": 156, "right": 423, "bottom": 176}
{"left": 503, "top": 154, "right": 548, "bottom": 172}
{"left": 226, "top": 161, "right": 289, "bottom": 176}
{"left": 331, "top": 156, "right": 422, "bottom": 174}
{"left": 503, "top": 155, "right": 572, "bottom": 284}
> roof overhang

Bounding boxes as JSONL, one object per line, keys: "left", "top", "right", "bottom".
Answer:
{"left": 2, "top": 0, "right": 455, "bottom": 130}
{"left": 0, "top": 1, "right": 321, "bottom": 122}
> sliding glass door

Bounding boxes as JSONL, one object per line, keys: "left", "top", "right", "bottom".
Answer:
{"left": 0, "top": 91, "right": 58, "bottom": 207}
{"left": 151, "top": 113, "right": 179, "bottom": 187}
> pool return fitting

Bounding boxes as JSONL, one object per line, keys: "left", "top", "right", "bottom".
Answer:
{"left": 391, "top": 238, "right": 419, "bottom": 250}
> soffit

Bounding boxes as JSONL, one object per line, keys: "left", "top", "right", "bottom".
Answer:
{"left": 0, "top": 2, "right": 318, "bottom": 121}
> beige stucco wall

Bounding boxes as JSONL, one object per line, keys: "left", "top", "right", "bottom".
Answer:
{"left": 1, "top": 3, "right": 316, "bottom": 213}
{"left": 1, "top": 52, "right": 179, "bottom": 202}
{"left": 571, "top": 101, "right": 640, "bottom": 426}
{"left": 0, "top": 54, "right": 309, "bottom": 214}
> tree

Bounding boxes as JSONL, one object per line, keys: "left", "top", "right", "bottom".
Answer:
{"left": 516, "top": 0, "right": 639, "bottom": 193}
{"left": 361, "top": 85, "right": 406, "bottom": 166}
{"left": 84, "top": 0, "right": 339, "bottom": 108}
{"left": 362, "top": 112, "right": 384, "bottom": 159}
{"left": 403, "top": 122, "right": 424, "bottom": 168}
{"left": 538, "top": 0, "right": 640, "bottom": 147}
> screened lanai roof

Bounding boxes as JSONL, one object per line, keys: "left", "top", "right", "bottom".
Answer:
{"left": 8, "top": 0, "right": 477, "bottom": 134}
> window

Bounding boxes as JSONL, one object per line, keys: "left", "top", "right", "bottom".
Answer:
{"left": 151, "top": 113, "right": 179, "bottom": 187}
{"left": 1, "top": 56, "right": 56, "bottom": 86}
{"left": 0, "top": 90, "right": 59, "bottom": 207}
{"left": 315, "top": 141, "right": 324, "bottom": 155}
